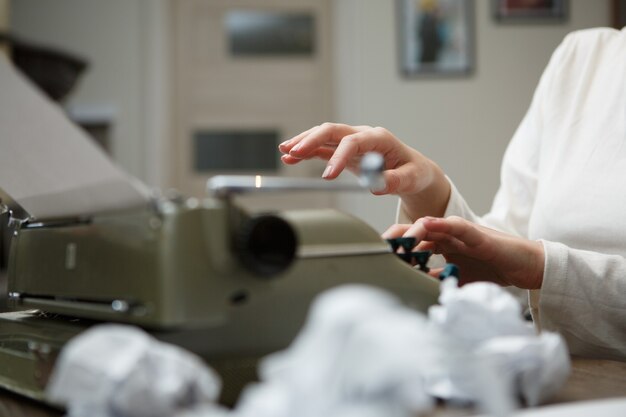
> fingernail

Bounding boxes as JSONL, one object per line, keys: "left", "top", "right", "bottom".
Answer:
{"left": 290, "top": 143, "right": 302, "bottom": 153}
{"left": 278, "top": 140, "right": 292, "bottom": 151}
{"left": 322, "top": 165, "right": 333, "bottom": 178}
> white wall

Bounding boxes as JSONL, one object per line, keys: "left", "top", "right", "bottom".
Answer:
{"left": 332, "top": 0, "right": 611, "bottom": 232}
{"left": 9, "top": 0, "right": 169, "bottom": 187}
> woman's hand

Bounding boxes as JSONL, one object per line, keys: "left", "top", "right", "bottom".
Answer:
{"left": 279, "top": 123, "right": 451, "bottom": 219}
{"left": 383, "top": 216, "right": 545, "bottom": 289}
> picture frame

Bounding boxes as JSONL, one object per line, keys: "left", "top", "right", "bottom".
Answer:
{"left": 493, "top": 0, "right": 568, "bottom": 23}
{"left": 397, "top": 0, "right": 474, "bottom": 77}
{"left": 225, "top": 10, "right": 315, "bottom": 57}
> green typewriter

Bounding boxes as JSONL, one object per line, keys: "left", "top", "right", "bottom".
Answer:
{"left": 0, "top": 173, "right": 440, "bottom": 406}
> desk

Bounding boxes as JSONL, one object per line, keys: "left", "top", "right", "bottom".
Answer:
{"left": 1, "top": 357, "right": 625, "bottom": 417}
{"left": 547, "top": 357, "right": 626, "bottom": 404}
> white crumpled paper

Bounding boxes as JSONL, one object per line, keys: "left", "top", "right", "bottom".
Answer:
{"left": 47, "top": 279, "right": 570, "bottom": 417}
{"left": 425, "top": 278, "right": 570, "bottom": 412}
{"left": 46, "top": 324, "right": 225, "bottom": 417}
{"left": 236, "top": 286, "right": 439, "bottom": 417}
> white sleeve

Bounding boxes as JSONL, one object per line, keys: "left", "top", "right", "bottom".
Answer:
{"left": 532, "top": 241, "right": 626, "bottom": 360}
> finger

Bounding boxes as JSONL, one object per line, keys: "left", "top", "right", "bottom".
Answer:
{"left": 416, "top": 240, "right": 436, "bottom": 252}
{"left": 281, "top": 124, "right": 373, "bottom": 154}
{"left": 367, "top": 168, "right": 397, "bottom": 195}
{"left": 281, "top": 154, "right": 300, "bottom": 165}
{"left": 280, "top": 132, "right": 343, "bottom": 155}
{"left": 323, "top": 128, "right": 397, "bottom": 179}
{"left": 423, "top": 235, "right": 467, "bottom": 255}
{"left": 288, "top": 123, "right": 364, "bottom": 159}
{"left": 373, "top": 167, "right": 411, "bottom": 195}
{"left": 381, "top": 162, "right": 423, "bottom": 195}
{"left": 293, "top": 147, "right": 337, "bottom": 161}
{"left": 280, "top": 154, "right": 306, "bottom": 165}
{"left": 398, "top": 218, "right": 429, "bottom": 243}
{"left": 278, "top": 125, "right": 319, "bottom": 153}
{"left": 381, "top": 223, "right": 412, "bottom": 240}
{"left": 421, "top": 216, "right": 485, "bottom": 248}
{"left": 414, "top": 233, "right": 460, "bottom": 253}
{"left": 428, "top": 267, "right": 444, "bottom": 279}
{"left": 281, "top": 148, "right": 336, "bottom": 165}
{"left": 371, "top": 169, "right": 399, "bottom": 195}
{"left": 405, "top": 219, "right": 470, "bottom": 255}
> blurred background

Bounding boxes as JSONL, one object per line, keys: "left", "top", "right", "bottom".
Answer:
{"left": 0, "top": 0, "right": 619, "bottom": 232}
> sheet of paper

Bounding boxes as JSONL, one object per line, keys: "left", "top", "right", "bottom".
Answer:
{"left": 0, "top": 54, "right": 150, "bottom": 220}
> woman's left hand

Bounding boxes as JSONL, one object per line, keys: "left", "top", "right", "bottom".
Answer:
{"left": 382, "top": 216, "right": 545, "bottom": 289}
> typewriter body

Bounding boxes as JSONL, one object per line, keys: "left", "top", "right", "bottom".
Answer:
{"left": 0, "top": 176, "right": 440, "bottom": 405}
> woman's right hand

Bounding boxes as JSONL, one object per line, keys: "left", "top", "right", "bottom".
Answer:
{"left": 382, "top": 216, "right": 545, "bottom": 289}
{"left": 278, "top": 123, "right": 451, "bottom": 219}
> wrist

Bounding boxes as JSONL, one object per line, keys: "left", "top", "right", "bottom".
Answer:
{"left": 399, "top": 161, "right": 450, "bottom": 220}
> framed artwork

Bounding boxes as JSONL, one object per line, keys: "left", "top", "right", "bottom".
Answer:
{"left": 225, "top": 10, "right": 315, "bottom": 57}
{"left": 613, "top": 0, "right": 626, "bottom": 29}
{"left": 397, "top": 0, "right": 474, "bottom": 77}
{"left": 494, "top": 0, "right": 568, "bottom": 22}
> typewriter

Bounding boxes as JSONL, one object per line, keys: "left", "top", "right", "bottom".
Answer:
{"left": 0, "top": 171, "right": 440, "bottom": 406}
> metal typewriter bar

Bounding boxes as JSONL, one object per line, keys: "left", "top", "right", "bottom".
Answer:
{"left": 207, "top": 152, "right": 385, "bottom": 198}
{"left": 207, "top": 175, "right": 367, "bottom": 198}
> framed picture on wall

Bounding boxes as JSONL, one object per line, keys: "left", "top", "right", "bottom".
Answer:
{"left": 494, "top": 0, "right": 568, "bottom": 22}
{"left": 225, "top": 10, "right": 316, "bottom": 57}
{"left": 397, "top": 0, "right": 474, "bottom": 77}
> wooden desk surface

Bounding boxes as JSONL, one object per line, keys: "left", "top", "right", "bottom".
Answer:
{"left": 548, "top": 357, "right": 626, "bottom": 404}
{"left": 1, "top": 357, "right": 625, "bottom": 417}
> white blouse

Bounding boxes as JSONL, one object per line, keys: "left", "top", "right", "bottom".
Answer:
{"left": 399, "top": 28, "right": 626, "bottom": 361}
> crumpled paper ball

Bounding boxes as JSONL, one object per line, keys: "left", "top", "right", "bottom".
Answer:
{"left": 46, "top": 324, "right": 223, "bottom": 417}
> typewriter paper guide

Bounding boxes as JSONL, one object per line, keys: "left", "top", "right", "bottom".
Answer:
{"left": 0, "top": 54, "right": 150, "bottom": 220}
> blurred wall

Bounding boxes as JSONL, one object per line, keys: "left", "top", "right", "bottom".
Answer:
{"left": 332, "top": 0, "right": 611, "bottom": 232}
{"left": 8, "top": 0, "right": 613, "bottom": 232}
{"left": 9, "top": 0, "right": 169, "bottom": 187}
{"left": 0, "top": 0, "right": 7, "bottom": 56}
{"left": 0, "top": 0, "right": 6, "bottom": 27}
